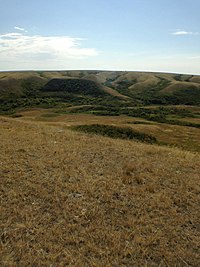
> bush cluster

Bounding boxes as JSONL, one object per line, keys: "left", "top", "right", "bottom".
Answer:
{"left": 71, "top": 124, "right": 157, "bottom": 144}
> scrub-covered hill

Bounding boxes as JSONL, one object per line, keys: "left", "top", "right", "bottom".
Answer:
{"left": 0, "top": 71, "right": 200, "bottom": 114}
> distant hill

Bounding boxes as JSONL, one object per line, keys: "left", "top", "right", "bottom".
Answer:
{"left": 0, "top": 71, "right": 200, "bottom": 113}
{"left": 42, "top": 78, "right": 109, "bottom": 97}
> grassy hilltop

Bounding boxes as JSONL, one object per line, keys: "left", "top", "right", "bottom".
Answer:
{"left": 1, "top": 70, "right": 200, "bottom": 266}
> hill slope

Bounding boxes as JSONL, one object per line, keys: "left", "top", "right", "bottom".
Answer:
{"left": 1, "top": 117, "right": 200, "bottom": 266}
{"left": 0, "top": 71, "right": 200, "bottom": 112}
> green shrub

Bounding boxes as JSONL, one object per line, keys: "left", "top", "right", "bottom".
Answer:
{"left": 71, "top": 124, "right": 157, "bottom": 144}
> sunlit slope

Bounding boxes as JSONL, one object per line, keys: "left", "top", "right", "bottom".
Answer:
{"left": 1, "top": 117, "right": 200, "bottom": 266}
{"left": 1, "top": 71, "right": 200, "bottom": 105}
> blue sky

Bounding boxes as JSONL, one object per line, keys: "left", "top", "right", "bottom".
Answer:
{"left": 0, "top": 0, "right": 200, "bottom": 74}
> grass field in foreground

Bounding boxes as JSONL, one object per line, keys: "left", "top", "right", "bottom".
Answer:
{"left": 1, "top": 116, "right": 200, "bottom": 266}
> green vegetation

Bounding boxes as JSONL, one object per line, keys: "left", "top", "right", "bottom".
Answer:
{"left": 0, "top": 97, "right": 58, "bottom": 114}
{"left": 124, "top": 80, "right": 171, "bottom": 103}
{"left": 1, "top": 71, "right": 200, "bottom": 113}
{"left": 167, "top": 87, "right": 200, "bottom": 105}
{"left": 104, "top": 78, "right": 135, "bottom": 98}
{"left": 127, "top": 121, "right": 154, "bottom": 125}
{"left": 0, "top": 76, "right": 124, "bottom": 114}
{"left": 71, "top": 124, "right": 157, "bottom": 144}
{"left": 0, "top": 71, "right": 200, "bottom": 130}
{"left": 67, "top": 105, "right": 200, "bottom": 128}
{"left": 42, "top": 78, "right": 107, "bottom": 96}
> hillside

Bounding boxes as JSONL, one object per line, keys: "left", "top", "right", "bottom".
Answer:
{"left": 1, "top": 70, "right": 200, "bottom": 153}
{"left": 1, "top": 71, "right": 200, "bottom": 265}
{"left": 1, "top": 71, "right": 200, "bottom": 113}
{"left": 1, "top": 116, "right": 200, "bottom": 266}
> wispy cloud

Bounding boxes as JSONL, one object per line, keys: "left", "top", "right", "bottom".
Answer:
{"left": 14, "top": 26, "right": 27, "bottom": 32}
{"left": 172, "top": 30, "right": 199, "bottom": 36}
{"left": 0, "top": 31, "right": 99, "bottom": 69}
{"left": 187, "top": 55, "right": 200, "bottom": 60}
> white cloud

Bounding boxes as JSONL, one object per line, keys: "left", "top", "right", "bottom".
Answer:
{"left": 14, "top": 26, "right": 27, "bottom": 32}
{"left": 172, "top": 30, "right": 199, "bottom": 36}
{"left": 187, "top": 55, "right": 200, "bottom": 60}
{"left": 0, "top": 31, "right": 99, "bottom": 70}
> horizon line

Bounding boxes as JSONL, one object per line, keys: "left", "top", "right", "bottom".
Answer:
{"left": 0, "top": 69, "right": 200, "bottom": 76}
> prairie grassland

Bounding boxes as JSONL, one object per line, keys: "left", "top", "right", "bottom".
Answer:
{"left": 15, "top": 109, "right": 200, "bottom": 152}
{"left": 1, "top": 116, "right": 200, "bottom": 266}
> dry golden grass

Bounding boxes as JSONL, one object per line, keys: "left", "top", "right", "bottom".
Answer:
{"left": 101, "top": 85, "right": 130, "bottom": 99}
{"left": 161, "top": 82, "right": 200, "bottom": 94}
{"left": 15, "top": 109, "right": 200, "bottom": 153}
{"left": 128, "top": 77, "right": 160, "bottom": 92}
{"left": 0, "top": 72, "right": 41, "bottom": 80}
{"left": 126, "top": 122, "right": 200, "bottom": 152}
{"left": 1, "top": 116, "right": 200, "bottom": 266}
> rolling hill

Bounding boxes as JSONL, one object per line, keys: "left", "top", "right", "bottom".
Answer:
{"left": 1, "top": 70, "right": 200, "bottom": 265}
{"left": 1, "top": 70, "right": 200, "bottom": 152}
{"left": 0, "top": 71, "right": 200, "bottom": 113}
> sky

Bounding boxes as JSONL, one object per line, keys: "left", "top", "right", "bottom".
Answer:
{"left": 0, "top": 0, "right": 200, "bottom": 74}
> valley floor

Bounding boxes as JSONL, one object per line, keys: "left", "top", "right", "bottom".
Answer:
{"left": 0, "top": 116, "right": 200, "bottom": 266}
